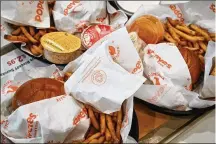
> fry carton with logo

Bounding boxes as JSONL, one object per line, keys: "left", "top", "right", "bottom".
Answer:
{"left": 64, "top": 27, "right": 146, "bottom": 142}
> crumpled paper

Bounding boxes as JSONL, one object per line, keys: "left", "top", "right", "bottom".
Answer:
{"left": 64, "top": 27, "right": 145, "bottom": 142}
{"left": 1, "top": 1, "right": 50, "bottom": 28}
{"left": 53, "top": 1, "right": 128, "bottom": 33}
{"left": 200, "top": 41, "right": 215, "bottom": 99}
{"left": 1, "top": 65, "right": 90, "bottom": 143}
{"left": 127, "top": 1, "right": 215, "bottom": 110}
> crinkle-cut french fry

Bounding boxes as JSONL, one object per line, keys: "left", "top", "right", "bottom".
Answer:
{"left": 20, "top": 26, "right": 38, "bottom": 43}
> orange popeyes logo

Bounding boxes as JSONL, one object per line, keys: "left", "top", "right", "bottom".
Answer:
{"left": 26, "top": 113, "right": 37, "bottom": 138}
{"left": 73, "top": 107, "right": 88, "bottom": 125}
{"left": 109, "top": 45, "right": 120, "bottom": 60}
{"left": 210, "top": 3, "right": 216, "bottom": 13}
{"left": 35, "top": 0, "right": 44, "bottom": 22}
{"left": 147, "top": 49, "right": 172, "bottom": 69}
{"left": 169, "top": 5, "right": 184, "bottom": 22}
{"left": 131, "top": 60, "right": 142, "bottom": 74}
{"left": 64, "top": 0, "right": 80, "bottom": 16}
{"left": 147, "top": 73, "right": 165, "bottom": 85}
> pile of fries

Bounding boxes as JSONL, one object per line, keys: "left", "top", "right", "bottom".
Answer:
{"left": 82, "top": 105, "right": 123, "bottom": 143}
{"left": 4, "top": 1, "right": 57, "bottom": 57}
{"left": 163, "top": 17, "right": 216, "bottom": 70}
{"left": 62, "top": 72, "right": 123, "bottom": 143}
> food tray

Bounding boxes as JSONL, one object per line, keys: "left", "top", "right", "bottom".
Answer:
{"left": 134, "top": 98, "right": 215, "bottom": 116}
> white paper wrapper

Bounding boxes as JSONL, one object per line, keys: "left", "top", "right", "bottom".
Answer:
{"left": 201, "top": 41, "right": 216, "bottom": 99}
{"left": 143, "top": 43, "right": 191, "bottom": 89}
{"left": 127, "top": 2, "right": 215, "bottom": 110}
{"left": 53, "top": 1, "right": 128, "bottom": 33}
{"left": 126, "top": 1, "right": 215, "bottom": 32}
{"left": 1, "top": 65, "right": 90, "bottom": 143}
{"left": 1, "top": 1, "right": 50, "bottom": 28}
{"left": 64, "top": 27, "right": 144, "bottom": 76}
{"left": 1, "top": 49, "right": 48, "bottom": 79}
{"left": 64, "top": 28, "right": 145, "bottom": 142}
{"left": 64, "top": 38, "right": 145, "bottom": 114}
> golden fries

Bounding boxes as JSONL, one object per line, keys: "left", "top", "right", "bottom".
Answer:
{"left": 105, "top": 128, "right": 112, "bottom": 141}
{"left": 11, "top": 28, "right": 21, "bottom": 35}
{"left": 88, "top": 107, "right": 100, "bottom": 130}
{"left": 183, "top": 47, "right": 199, "bottom": 51}
{"left": 20, "top": 26, "right": 38, "bottom": 43}
{"left": 164, "top": 32, "right": 176, "bottom": 44}
{"left": 175, "top": 25, "right": 196, "bottom": 35}
{"left": 209, "top": 33, "right": 216, "bottom": 38}
{"left": 162, "top": 18, "right": 213, "bottom": 68}
{"left": 100, "top": 113, "right": 106, "bottom": 134}
{"left": 179, "top": 40, "right": 187, "bottom": 46}
{"left": 192, "top": 42, "right": 199, "bottom": 49}
{"left": 4, "top": 35, "right": 29, "bottom": 43}
{"left": 83, "top": 132, "right": 101, "bottom": 143}
{"left": 190, "top": 24, "right": 211, "bottom": 41}
{"left": 116, "top": 110, "right": 123, "bottom": 140}
{"left": 29, "top": 27, "right": 35, "bottom": 36}
{"left": 98, "top": 136, "right": 105, "bottom": 143}
{"left": 198, "top": 41, "right": 207, "bottom": 52}
{"left": 173, "top": 28, "right": 205, "bottom": 42}
{"left": 106, "top": 115, "right": 119, "bottom": 143}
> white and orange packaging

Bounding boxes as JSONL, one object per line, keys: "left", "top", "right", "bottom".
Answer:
{"left": 1, "top": 1, "right": 50, "bottom": 28}
{"left": 1, "top": 65, "right": 90, "bottom": 143}
{"left": 64, "top": 27, "right": 145, "bottom": 142}
{"left": 52, "top": 1, "right": 128, "bottom": 33}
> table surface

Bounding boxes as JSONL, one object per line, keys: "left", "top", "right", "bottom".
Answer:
{"left": 134, "top": 98, "right": 215, "bottom": 143}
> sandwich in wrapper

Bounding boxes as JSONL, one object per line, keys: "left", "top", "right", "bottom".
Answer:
{"left": 128, "top": 1, "right": 215, "bottom": 110}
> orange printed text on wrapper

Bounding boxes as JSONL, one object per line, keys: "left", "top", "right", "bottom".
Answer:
{"left": 64, "top": 0, "right": 80, "bottom": 16}
{"left": 26, "top": 113, "right": 38, "bottom": 138}
{"left": 169, "top": 5, "right": 184, "bottom": 22}
{"left": 147, "top": 49, "right": 172, "bottom": 69}
{"left": 73, "top": 107, "right": 88, "bottom": 125}
{"left": 35, "top": 0, "right": 45, "bottom": 22}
